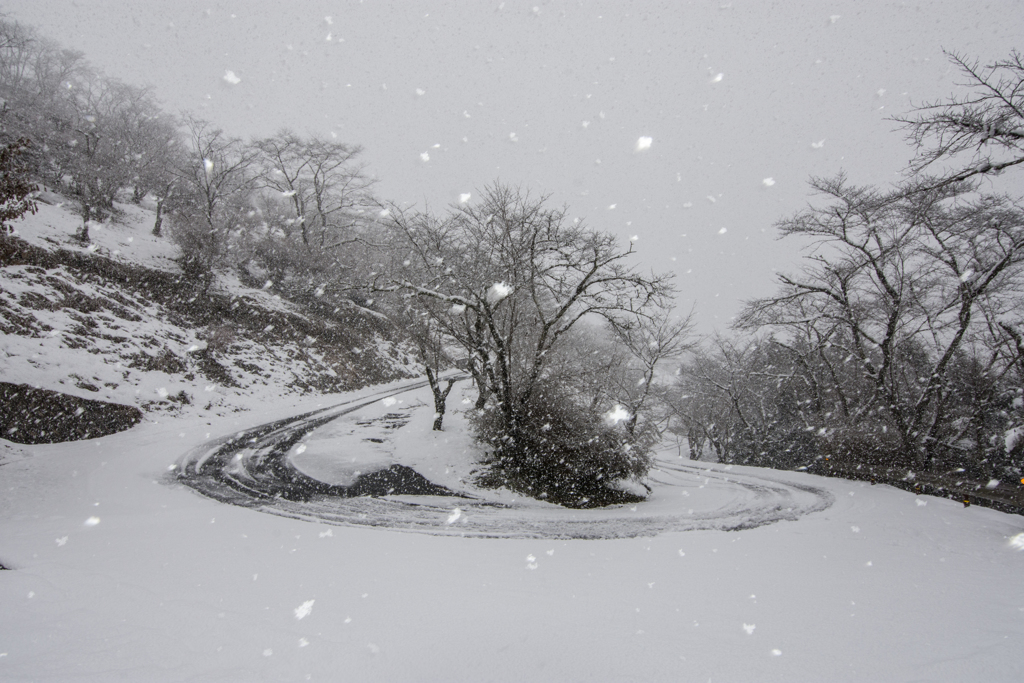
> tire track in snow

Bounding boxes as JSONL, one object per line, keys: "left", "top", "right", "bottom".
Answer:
{"left": 171, "top": 381, "right": 834, "bottom": 539}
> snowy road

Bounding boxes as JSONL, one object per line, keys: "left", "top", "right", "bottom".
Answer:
{"left": 174, "top": 379, "right": 834, "bottom": 539}
{"left": 2, "top": 379, "right": 1022, "bottom": 682}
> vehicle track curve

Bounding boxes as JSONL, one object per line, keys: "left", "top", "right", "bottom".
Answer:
{"left": 172, "top": 382, "right": 834, "bottom": 539}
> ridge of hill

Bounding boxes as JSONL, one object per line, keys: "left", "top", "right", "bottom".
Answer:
{"left": 0, "top": 195, "right": 417, "bottom": 434}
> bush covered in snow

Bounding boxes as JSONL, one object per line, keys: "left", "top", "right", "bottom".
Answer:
{"left": 472, "top": 382, "right": 652, "bottom": 508}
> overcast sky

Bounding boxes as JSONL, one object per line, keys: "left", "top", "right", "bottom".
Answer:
{"left": 7, "top": 0, "right": 1023, "bottom": 332}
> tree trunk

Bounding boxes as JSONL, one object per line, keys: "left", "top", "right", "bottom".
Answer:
{"left": 152, "top": 198, "right": 164, "bottom": 237}
{"left": 78, "top": 201, "right": 92, "bottom": 243}
{"left": 425, "top": 367, "right": 456, "bottom": 431}
{"left": 468, "top": 357, "right": 489, "bottom": 409}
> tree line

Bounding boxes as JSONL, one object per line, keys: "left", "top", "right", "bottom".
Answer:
{"left": 667, "top": 51, "right": 1024, "bottom": 492}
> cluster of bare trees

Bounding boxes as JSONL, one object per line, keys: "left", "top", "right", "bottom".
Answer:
{"left": 0, "top": 17, "right": 377, "bottom": 304}
{"left": 670, "top": 51, "right": 1024, "bottom": 487}
{"left": 0, "top": 18, "right": 180, "bottom": 240}
{"left": 1, "top": 16, "right": 694, "bottom": 507}
{"left": 168, "top": 117, "right": 376, "bottom": 299}
{"left": 371, "top": 185, "right": 690, "bottom": 506}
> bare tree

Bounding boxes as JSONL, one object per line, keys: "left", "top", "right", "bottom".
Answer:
{"left": 415, "top": 320, "right": 458, "bottom": 432}
{"left": 738, "top": 174, "right": 1024, "bottom": 470}
{"left": 252, "top": 131, "right": 374, "bottom": 247}
{"left": 895, "top": 50, "right": 1024, "bottom": 188}
{"left": 373, "top": 184, "right": 675, "bottom": 504}
{"left": 669, "top": 336, "right": 802, "bottom": 465}
{"left": 381, "top": 298, "right": 459, "bottom": 431}
{"left": 61, "top": 74, "right": 136, "bottom": 239}
{"left": 377, "top": 183, "right": 674, "bottom": 429}
{"left": 170, "top": 114, "right": 258, "bottom": 287}
{"left": 102, "top": 86, "right": 181, "bottom": 206}
{"left": 609, "top": 303, "right": 695, "bottom": 437}
{"left": 0, "top": 18, "right": 90, "bottom": 183}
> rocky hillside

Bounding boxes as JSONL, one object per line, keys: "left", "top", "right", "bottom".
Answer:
{"left": 0, "top": 195, "right": 417, "bottom": 441}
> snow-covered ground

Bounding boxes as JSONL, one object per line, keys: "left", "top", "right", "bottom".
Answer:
{"left": 2, "top": 379, "right": 1023, "bottom": 682}
{"left": 1, "top": 196, "right": 416, "bottom": 421}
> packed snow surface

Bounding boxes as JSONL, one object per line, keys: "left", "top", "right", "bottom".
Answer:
{"left": 1, "top": 380, "right": 1022, "bottom": 682}
{"left": 172, "top": 380, "right": 833, "bottom": 539}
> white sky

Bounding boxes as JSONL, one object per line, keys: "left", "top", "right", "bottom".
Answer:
{"left": 7, "top": 0, "right": 1024, "bottom": 331}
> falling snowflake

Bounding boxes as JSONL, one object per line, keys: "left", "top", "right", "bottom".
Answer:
{"left": 55, "top": 536, "right": 68, "bottom": 546}
{"left": 717, "top": 227, "right": 728, "bottom": 235}
{"left": 84, "top": 517, "right": 100, "bottom": 526}
{"left": 605, "top": 405, "right": 630, "bottom": 424}
{"left": 1009, "top": 533, "right": 1024, "bottom": 551}
{"left": 222, "top": 70, "right": 241, "bottom": 85}
{"left": 743, "top": 623, "right": 756, "bottom": 635}
{"left": 446, "top": 508, "right": 462, "bottom": 524}
{"left": 294, "top": 600, "right": 315, "bottom": 620}
{"left": 295, "top": 444, "right": 307, "bottom": 455}
{"left": 762, "top": 177, "right": 775, "bottom": 187}
{"left": 459, "top": 193, "right": 472, "bottom": 204}
{"left": 382, "top": 397, "right": 397, "bottom": 407}
{"left": 635, "top": 136, "right": 653, "bottom": 151}
{"left": 420, "top": 152, "right": 430, "bottom": 162}
{"left": 812, "top": 139, "right": 825, "bottom": 149}
{"left": 486, "top": 282, "right": 513, "bottom": 304}
{"left": 710, "top": 73, "right": 724, "bottom": 83}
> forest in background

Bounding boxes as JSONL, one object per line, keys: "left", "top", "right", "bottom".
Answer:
{"left": 666, "top": 51, "right": 1024, "bottom": 504}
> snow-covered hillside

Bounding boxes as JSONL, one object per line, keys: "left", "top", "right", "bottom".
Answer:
{"left": 1, "top": 197, "right": 417, "bottom": 426}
